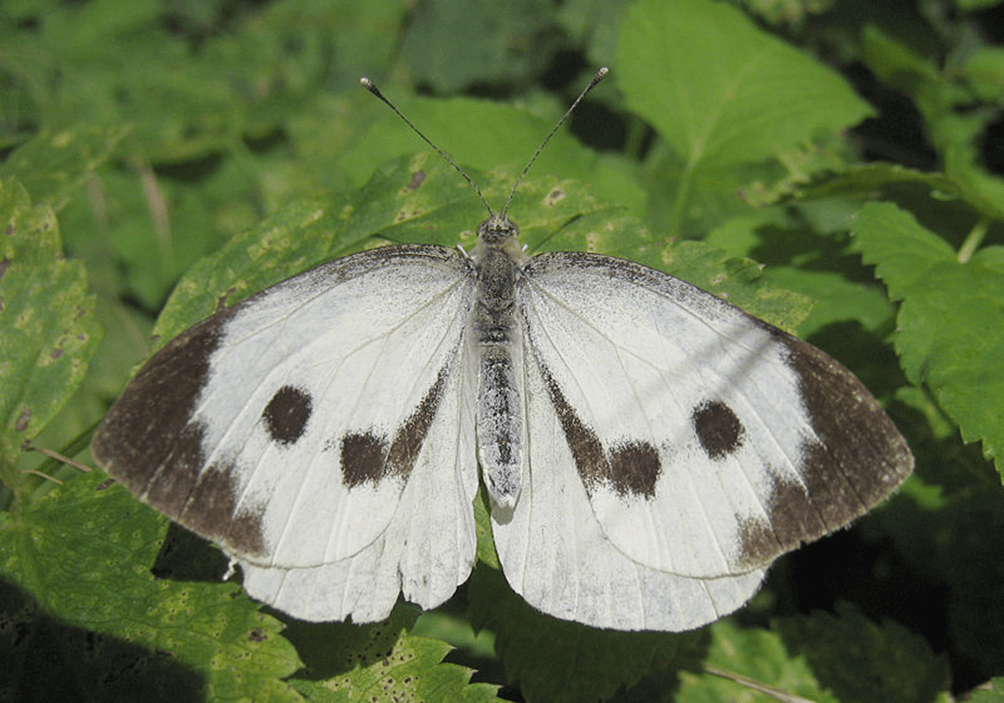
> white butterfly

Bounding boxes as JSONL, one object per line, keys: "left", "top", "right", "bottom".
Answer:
{"left": 91, "top": 69, "right": 913, "bottom": 632}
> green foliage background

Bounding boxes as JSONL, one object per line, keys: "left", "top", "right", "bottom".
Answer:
{"left": 1, "top": 0, "right": 1003, "bottom": 701}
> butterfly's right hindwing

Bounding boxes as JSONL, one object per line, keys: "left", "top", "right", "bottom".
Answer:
{"left": 93, "top": 245, "right": 480, "bottom": 622}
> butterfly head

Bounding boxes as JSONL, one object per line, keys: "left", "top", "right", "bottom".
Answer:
{"left": 478, "top": 213, "right": 519, "bottom": 246}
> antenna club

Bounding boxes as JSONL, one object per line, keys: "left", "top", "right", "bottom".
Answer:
{"left": 499, "top": 66, "right": 610, "bottom": 218}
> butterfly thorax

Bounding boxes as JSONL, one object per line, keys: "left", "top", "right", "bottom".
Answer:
{"left": 472, "top": 214, "right": 526, "bottom": 510}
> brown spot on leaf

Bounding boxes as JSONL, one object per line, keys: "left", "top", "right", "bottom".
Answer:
{"left": 406, "top": 170, "right": 426, "bottom": 190}
{"left": 15, "top": 407, "right": 30, "bottom": 432}
{"left": 544, "top": 188, "right": 565, "bottom": 206}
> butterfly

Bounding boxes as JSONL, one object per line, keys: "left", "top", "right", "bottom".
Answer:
{"left": 91, "top": 68, "right": 913, "bottom": 632}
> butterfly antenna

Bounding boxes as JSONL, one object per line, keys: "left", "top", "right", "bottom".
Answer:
{"left": 360, "top": 77, "right": 494, "bottom": 217}
{"left": 499, "top": 66, "right": 609, "bottom": 219}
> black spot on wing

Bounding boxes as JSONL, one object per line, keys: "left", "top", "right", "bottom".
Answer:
{"left": 137, "top": 423, "right": 266, "bottom": 558}
{"left": 339, "top": 365, "right": 451, "bottom": 489}
{"left": 341, "top": 430, "right": 389, "bottom": 488}
{"left": 608, "top": 441, "right": 661, "bottom": 498}
{"left": 387, "top": 365, "right": 450, "bottom": 476}
{"left": 692, "top": 400, "right": 744, "bottom": 460}
{"left": 540, "top": 366, "right": 607, "bottom": 493}
{"left": 540, "top": 366, "right": 661, "bottom": 499}
{"left": 180, "top": 456, "right": 266, "bottom": 557}
{"left": 735, "top": 329, "right": 914, "bottom": 570}
{"left": 262, "top": 385, "right": 313, "bottom": 445}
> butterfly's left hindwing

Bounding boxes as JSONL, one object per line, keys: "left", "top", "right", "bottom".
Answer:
{"left": 93, "top": 244, "right": 480, "bottom": 622}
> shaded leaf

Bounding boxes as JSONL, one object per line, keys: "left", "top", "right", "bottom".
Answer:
{"left": 0, "top": 470, "right": 303, "bottom": 702}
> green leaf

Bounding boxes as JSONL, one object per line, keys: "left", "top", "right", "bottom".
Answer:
{"left": 286, "top": 610, "right": 502, "bottom": 702}
{"left": 0, "top": 179, "right": 101, "bottom": 469}
{"left": 676, "top": 620, "right": 837, "bottom": 703}
{"left": 0, "top": 124, "right": 130, "bottom": 209}
{"left": 615, "top": 0, "right": 873, "bottom": 238}
{"left": 342, "top": 93, "right": 647, "bottom": 217}
{"left": 968, "top": 678, "right": 1004, "bottom": 703}
{"left": 0, "top": 470, "right": 303, "bottom": 702}
{"left": 961, "top": 47, "right": 1004, "bottom": 104}
{"left": 860, "top": 26, "right": 1004, "bottom": 219}
{"left": 399, "top": 0, "right": 556, "bottom": 92}
{"left": 143, "top": 153, "right": 806, "bottom": 356}
{"left": 617, "top": 0, "right": 873, "bottom": 169}
{"left": 787, "top": 162, "right": 1004, "bottom": 226}
{"left": 851, "top": 202, "right": 1004, "bottom": 475}
{"left": 144, "top": 154, "right": 632, "bottom": 342}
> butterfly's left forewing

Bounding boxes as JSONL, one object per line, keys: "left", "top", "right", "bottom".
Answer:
{"left": 93, "top": 244, "right": 480, "bottom": 622}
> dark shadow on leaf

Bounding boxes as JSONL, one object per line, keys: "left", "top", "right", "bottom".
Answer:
{"left": 775, "top": 604, "right": 949, "bottom": 703}
{"left": 0, "top": 577, "right": 204, "bottom": 703}
{"left": 468, "top": 563, "right": 701, "bottom": 703}
{"left": 278, "top": 605, "right": 419, "bottom": 680}
{"left": 151, "top": 523, "right": 231, "bottom": 583}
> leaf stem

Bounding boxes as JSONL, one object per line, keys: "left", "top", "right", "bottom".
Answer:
{"left": 957, "top": 218, "right": 987, "bottom": 264}
{"left": 703, "top": 664, "right": 818, "bottom": 702}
